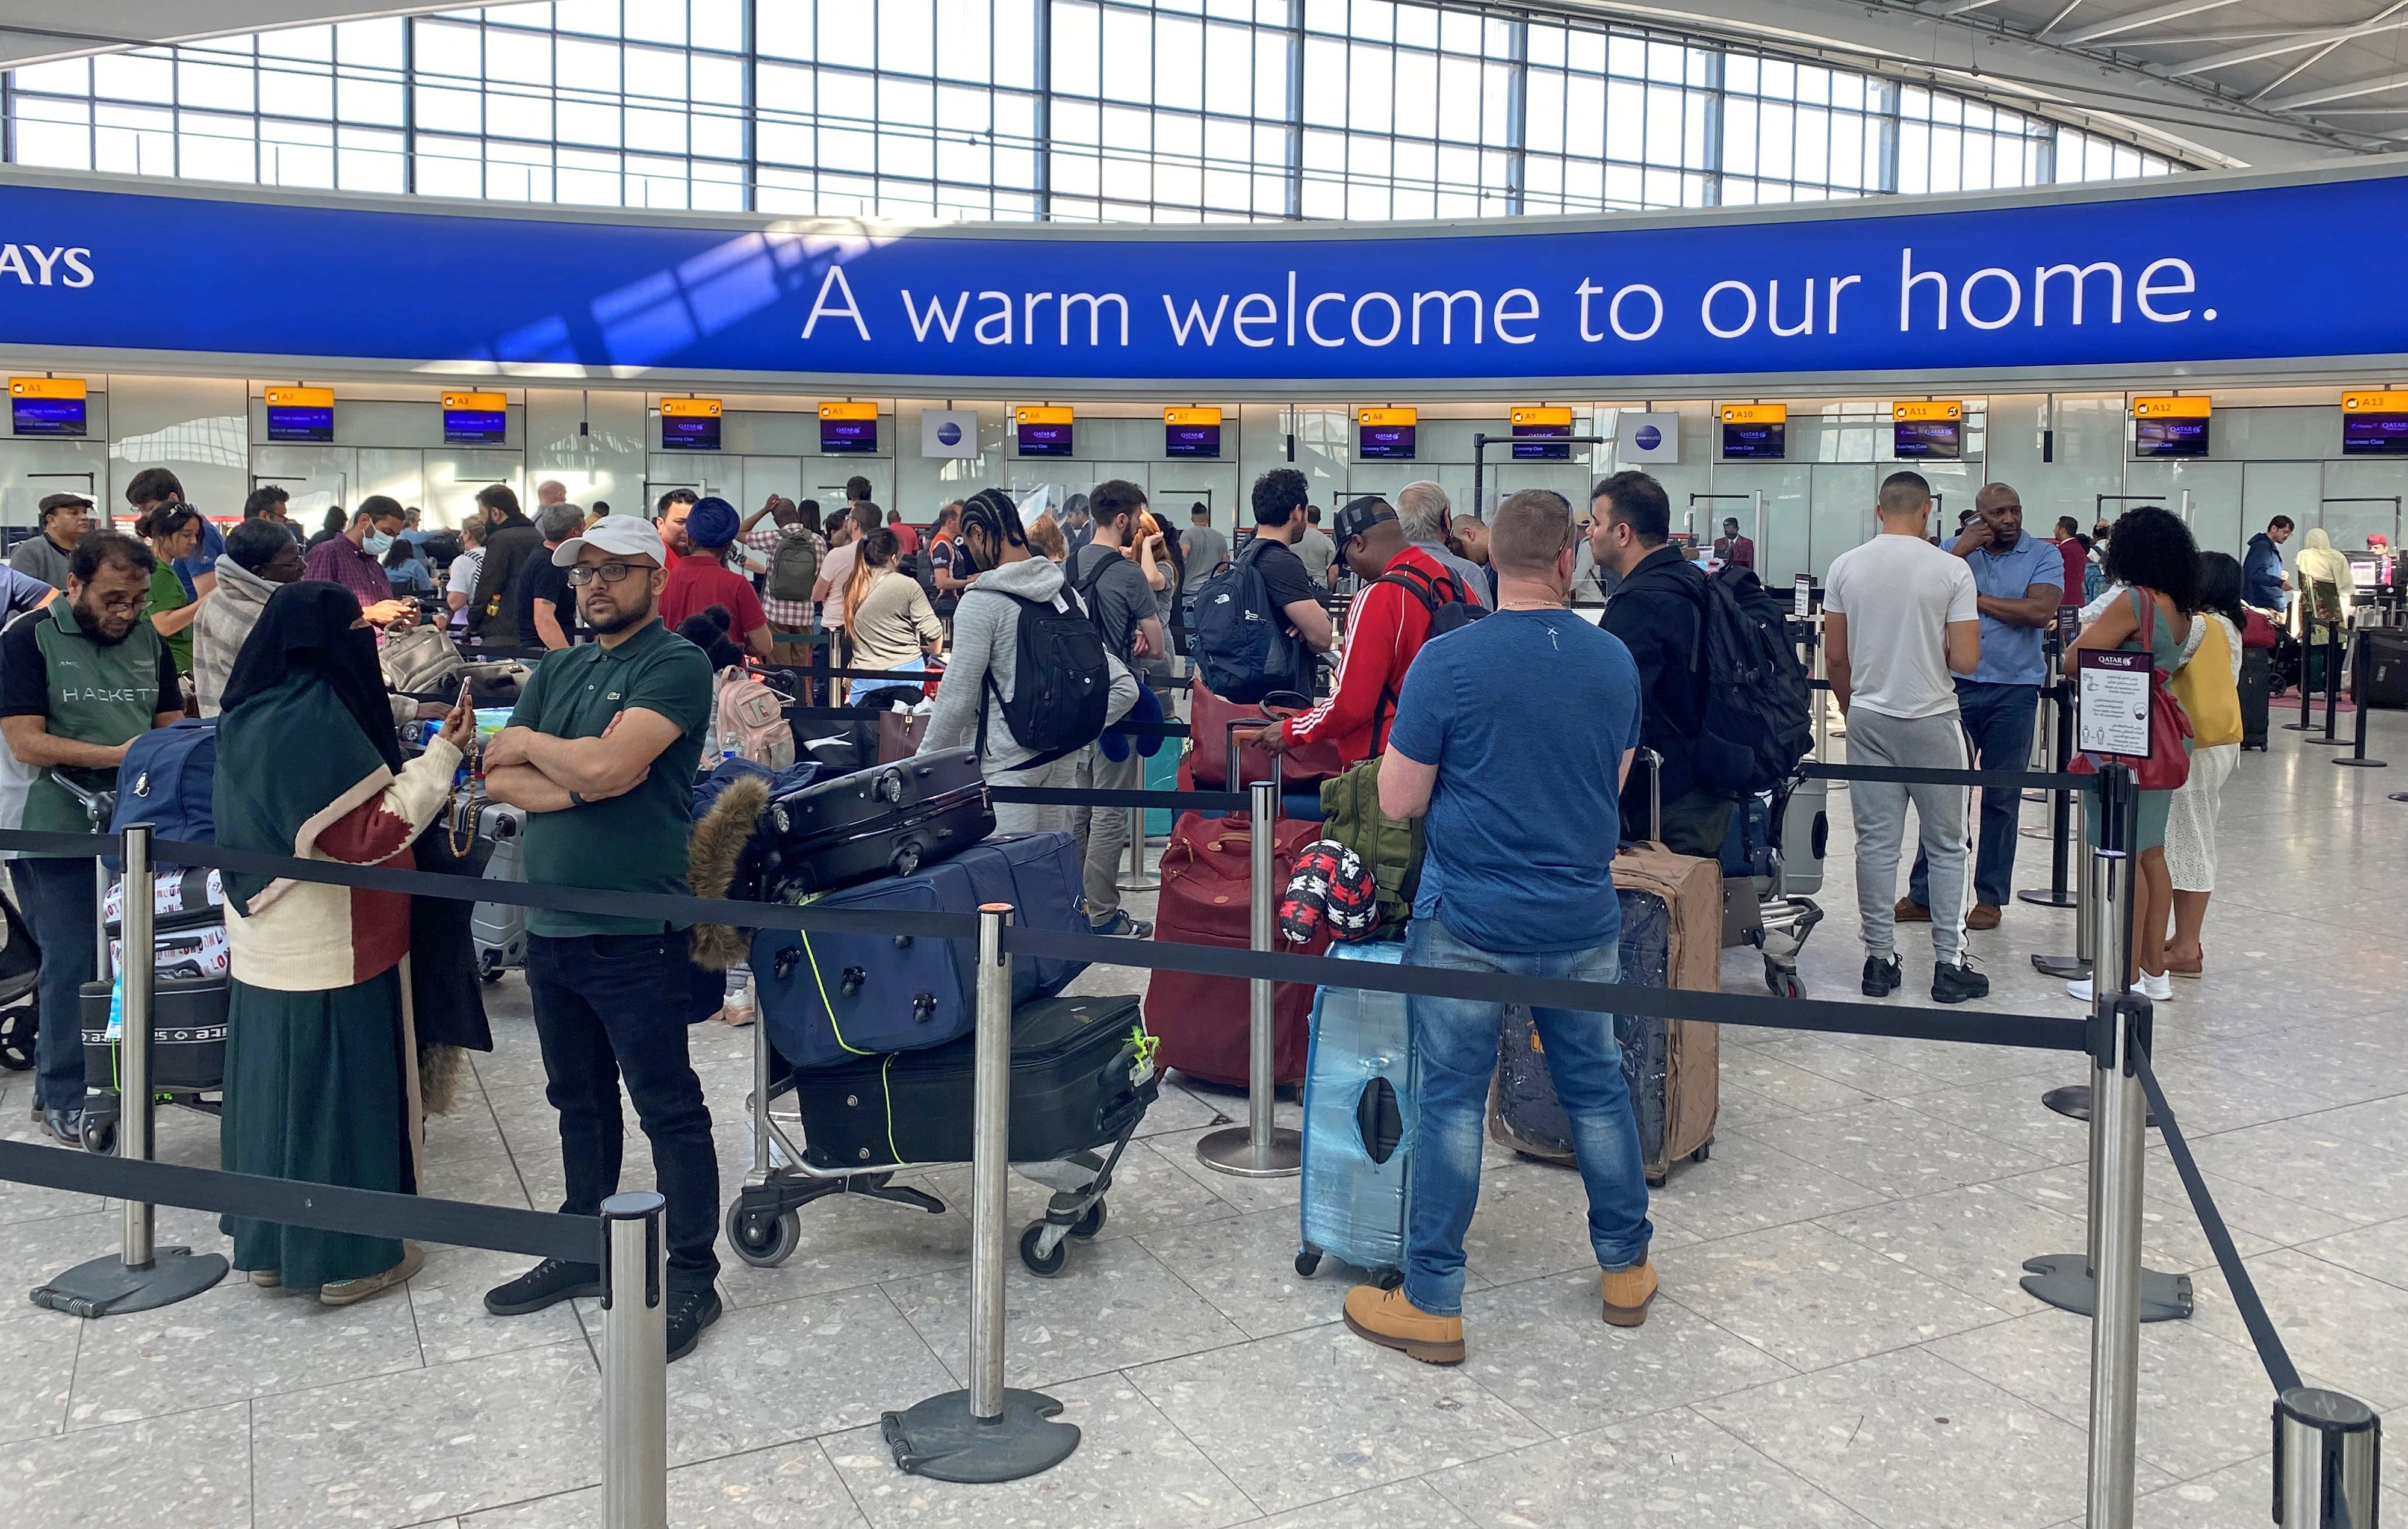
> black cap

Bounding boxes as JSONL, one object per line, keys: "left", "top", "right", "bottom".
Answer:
{"left": 1332, "top": 495, "right": 1397, "bottom": 545}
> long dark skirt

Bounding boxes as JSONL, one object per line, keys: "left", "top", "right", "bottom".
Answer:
{"left": 220, "top": 969, "right": 411, "bottom": 1287}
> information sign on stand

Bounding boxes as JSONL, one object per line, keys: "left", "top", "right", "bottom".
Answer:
{"left": 1793, "top": 573, "right": 1812, "bottom": 618}
{"left": 2076, "top": 649, "right": 2153, "bottom": 758}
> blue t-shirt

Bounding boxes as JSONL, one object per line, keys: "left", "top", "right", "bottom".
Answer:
{"left": 172, "top": 518, "right": 225, "bottom": 601}
{"left": 1964, "top": 530, "right": 2062, "bottom": 687}
{"left": 1386, "top": 609, "right": 1645, "bottom": 954}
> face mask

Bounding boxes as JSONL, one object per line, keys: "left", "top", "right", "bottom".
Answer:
{"left": 364, "top": 532, "right": 395, "bottom": 556}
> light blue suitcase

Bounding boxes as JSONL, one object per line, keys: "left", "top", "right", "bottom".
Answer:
{"left": 1294, "top": 939, "right": 1413, "bottom": 1283}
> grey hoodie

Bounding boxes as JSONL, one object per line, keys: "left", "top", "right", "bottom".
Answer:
{"left": 920, "top": 554, "right": 1138, "bottom": 772}
{"left": 193, "top": 554, "right": 283, "bottom": 717}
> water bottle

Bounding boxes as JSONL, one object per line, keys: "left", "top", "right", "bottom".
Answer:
{"left": 721, "top": 962, "right": 755, "bottom": 1027}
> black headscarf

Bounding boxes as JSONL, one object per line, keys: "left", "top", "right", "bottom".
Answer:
{"left": 221, "top": 581, "right": 403, "bottom": 771}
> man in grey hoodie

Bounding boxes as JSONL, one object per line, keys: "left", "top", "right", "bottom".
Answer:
{"left": 193, "top": 519, "right": 306, "bottom": 716}
{"left": 919, "top": 489, "right": 1137, "bottom": 840}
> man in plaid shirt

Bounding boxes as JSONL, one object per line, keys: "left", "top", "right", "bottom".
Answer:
{"left": 739, "top": 495, "right": 822, "bottom": 663}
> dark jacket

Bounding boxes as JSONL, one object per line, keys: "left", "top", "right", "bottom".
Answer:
{"left": 469, "top": 511, "right": 543, "bottom": 647}
{"left": 1600, "top": 544, "right": 1711, "bottom": 834}
{"left": 2242, "top": 532, "right": 2286, "bottom": 611}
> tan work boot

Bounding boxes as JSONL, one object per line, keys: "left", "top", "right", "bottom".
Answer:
{"left": 1601, "top": 1259, "right": 1659, "bottom": 1327}
{"left": 1342, "top": 1285, "right": 1465, "bottom": 1365}
{"left": 1893, "top": 897, "right": 1931, "bottom": 924}
{"left": 1966, "top": 902, "right": 2002, "bottom": 931}
{"left": 320, "top": 1242, "right": 424, "bottom": 1307}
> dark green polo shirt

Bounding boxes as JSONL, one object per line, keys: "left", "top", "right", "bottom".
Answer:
{"left": 0, "top": 600, "right": 178, "bottom": 851}
{"left": 507, "top": 618, "right": 711, "bottom": 937}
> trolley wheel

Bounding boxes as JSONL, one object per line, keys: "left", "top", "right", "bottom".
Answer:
{"left": 725, "top": 1203, "right": 801, "bottom": 1269}
{"left": 479, "top": 969, "right": 504, "bottom": 985}
{"left": 1294, "top": 1250, "right": 1322, "bottom": 1279}
{"left": 1019, "top": 1221, "right": 1070, "bottom": 1278}
{"left": 0, "top": 1003, "right": 32, "bottom": 1072}
{"left": 1764, "top": 961, "right": 1806, "bottom": 1000}
{"left": 1069, "top": 1198, "right": 1107, "bottom": 1240}
{"left": 79, "top": 1114, "right": 116, "bottom": 1156}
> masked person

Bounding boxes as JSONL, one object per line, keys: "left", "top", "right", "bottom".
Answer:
{"left": 302, "top": 496, "right": 415, "bottom": 628}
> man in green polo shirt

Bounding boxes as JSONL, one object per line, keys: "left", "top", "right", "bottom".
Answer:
{"left": 0, "top": 532, "right": 182, "bottom": 1143}
{"left": 475, "top": 515, "right": 723, "bottom": 1362}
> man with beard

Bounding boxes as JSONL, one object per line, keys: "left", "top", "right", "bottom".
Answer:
{"left": 0, "top": 532, "right": 184, "bottom": 1143}
{"left": 476, "top": 516, "right": 723, "bottom": 1363}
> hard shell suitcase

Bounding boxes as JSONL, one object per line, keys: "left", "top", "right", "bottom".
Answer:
{"left": 751, "top": 831, "right": 1090, "bottom": 1072}
{"left": 1143, "top": 808, "right": 1330, "bottom": 1088}
{"left": 470, "top": 800, "right": 529, "bottom": 979}
{"left": 758, "top": 748, "right": 993, "bottom": 898}
{"left": 2239, "top": 644, "right": 2271, "bottom": 750}
{"left": 786, "top": 993, "right": 1156, "bottom": 1170}
{"left": 1775, "top": 776, "right": 1828, "bottom": 896}
{"left": 1296, "top": 939, "right": 1413, "bottom": 1282}
{"left": 1488, "top": 842, "right": 1721, "bottom": 1185}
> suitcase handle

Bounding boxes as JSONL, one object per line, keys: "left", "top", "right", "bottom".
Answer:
{"left": 1223, "top": 721, "right": 1283, "bottom": 811}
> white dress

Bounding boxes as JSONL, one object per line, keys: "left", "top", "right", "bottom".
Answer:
{"left": 2164, "top": 613, "right": 2240, "bottom": 894}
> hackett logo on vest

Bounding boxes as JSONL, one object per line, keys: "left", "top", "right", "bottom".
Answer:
{"left": 0, "top": 164, "right": 2404, "bottom": 382}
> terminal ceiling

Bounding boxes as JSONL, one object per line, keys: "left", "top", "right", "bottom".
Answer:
{"left": 1, "top": 0, "right": 2404, "bottom": 174}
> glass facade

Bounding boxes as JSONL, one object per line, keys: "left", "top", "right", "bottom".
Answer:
{"left": 2, "top": 0, "right": 2183, "bottom": 223}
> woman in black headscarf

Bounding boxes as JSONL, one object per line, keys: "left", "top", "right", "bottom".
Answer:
{"left": 214, "top": 583, "right": 473, "bottom": 1304}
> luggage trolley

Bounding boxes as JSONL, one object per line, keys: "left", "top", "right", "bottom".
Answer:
{"left": 724, "top": 1005, "right": 1151, "bottom": 1279}
{"left": 0, "top": 887, "right": 41, "bottom": 1073}
{"left": 1637, "top": 750, "right": 1824, "bottom": 999}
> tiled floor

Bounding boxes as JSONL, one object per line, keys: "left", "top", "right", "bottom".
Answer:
{"left": 2, "top": 706, "right": 2403, "bottom": 1528}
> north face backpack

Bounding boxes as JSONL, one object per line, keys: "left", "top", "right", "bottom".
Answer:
{"left": 981, "top": 587, "right": 1112, "bottom": 768}
{"left": 1188, "top": 538, "right": 1300, "bottom": 705}
{"left": 767, "top": 529, "right": 819, "bottom": 604}
{"left": 1689, "top": 564, "right": 1813, "bottom": 798}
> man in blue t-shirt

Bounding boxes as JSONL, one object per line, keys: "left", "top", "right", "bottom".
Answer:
{"left": 1342, "top": 488, "right": 1657, "bottom": 1368}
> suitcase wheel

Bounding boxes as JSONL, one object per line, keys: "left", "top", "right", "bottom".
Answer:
{"left": 1070, "top": 1198, "right": 1106, "bottom": 1239}
{"left": 0, "top": 1002, "right": 32, "bottom": 1072}
{"left": 725, "top": 1201, "right": 802, "bottom": 1269}
{"left": 1294, "top": 1249, "right": 1321, "bottom": 1279}
{"left": 1019, "top": 1221, "right": 1070, "bottom": 1278}
{"left": 79, "top": 1111, "right": 116, "bottom": 1156}
{"left": 1692, "top": 1141, "right": 1712, "bottom": 1165}
{"left": 891, "top": 843, "right": 922, "bottom": 878}
{"left": 873, "top": 768, "right": 908, "bottom": 804}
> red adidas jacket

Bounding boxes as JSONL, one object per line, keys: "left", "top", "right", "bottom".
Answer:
{"left": 1279, "top": 544, "right": 1459, "bottom": 766}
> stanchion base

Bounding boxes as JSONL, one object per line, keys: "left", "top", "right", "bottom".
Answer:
{"left": 2304, "top": 736, "right": 2351, "bottom": 747}
{"left": 2015, "top": 888, "right": 2079, "bottom": 908}
{"left": 2033, "top": 953, "right": 2091, "bottom": 979}
{"left": 2019, "top": 1255, "right": 2193, "bottom": 1322}
{"left": 2040, "top": 1084, "right": 2159, "bottom": 1130}
{"left": 1116, "top": 874, "right": 1164, "bottom": 892}
{"left": 1194, "top": 1124, "right": 1302, "bottom": 1179}
{"left": 883, "top": 1388, "right": 1081, "bottom": 1483}
{"left": 2333, "top": 757, "right": 2389, "bottom": 768}
{"left": 2391, "top": 792, "right": 2408, "bottom": 802}
{"left": 29, "top": 1247, "right": 229, "bottom": 1318}
{"left": 2282, "top": 721, "right": 2320, "bottom": 731}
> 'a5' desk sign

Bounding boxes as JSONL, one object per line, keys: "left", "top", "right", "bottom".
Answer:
{"left": 2076, "top": 648, "right": 2153, "bottom": 757}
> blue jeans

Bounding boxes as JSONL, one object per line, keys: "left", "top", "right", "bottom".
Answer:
{"left": 1911, "top": 680, "right": 2038, "bottom": 910}
{"left": 1404, "top": 917, "right": 1651, "bottom": 1317}
{"left": 14, "top": 855, "right": 96, "bottom": 1114}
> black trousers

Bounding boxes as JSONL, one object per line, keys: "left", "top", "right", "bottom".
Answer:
{"left": 525, "top": 931, "right": 719, "bottom": 1291}
{"left": 14, "top": 855, "right": 96, "bottom": 1114}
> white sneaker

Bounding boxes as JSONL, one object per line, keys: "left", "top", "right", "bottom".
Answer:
{"left": 2141, "top": 970, "right": 2173, "bottom": 1003}
{"left": 2065, "top": 977, "right": 2094, "bottom": 1003}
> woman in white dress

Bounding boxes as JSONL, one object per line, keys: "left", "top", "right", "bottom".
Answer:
{"left": 2164, "top": 552, "right": 2247, "bottom": 979}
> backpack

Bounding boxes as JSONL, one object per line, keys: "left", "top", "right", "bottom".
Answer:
{"left": 1367, "top": 560, "right": 1486, "bottom": 746}
{"left": 1189, "top": 537, "right": 1301, "bottom": 704}
{"left": 1687, "top": 564, "right": 1813, "bottom": 798}
{"left": 712, "top": 667, "right": 796, "bottom": 771}
{"left": 767, "top": 529, "right": 819, "bottom": 603}
{"left": 111, "top": 718, "right": 217, "bottom": 867}
{"left": 979, "top": 586, "right": 1112, "bottom": 769}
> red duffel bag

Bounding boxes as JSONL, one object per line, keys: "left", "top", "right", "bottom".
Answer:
{"left": 1142, "top": 808, "right": 1329, "bottom": 1088}
{"left": 1186, "top": 673, "right": 1347, "bottom": 790}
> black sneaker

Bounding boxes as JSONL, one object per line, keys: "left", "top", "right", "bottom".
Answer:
{"left": 666, "top": 1285, "right": 724, "bottom": 1362}
{"left": 1932, "top": 958, "right": 1991, "bottom": 1005}
{"left": 1861, "top": 954, "right": 1901, "bottom": 997}
{"left": 483, "top": 1257, "right": 601, "bottom": 1316}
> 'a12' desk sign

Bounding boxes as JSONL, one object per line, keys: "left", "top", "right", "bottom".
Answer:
{"left": 2075, "top": 648, "right": 2153, "bottom": 758}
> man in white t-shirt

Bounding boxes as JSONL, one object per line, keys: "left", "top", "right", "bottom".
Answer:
{"left": 1823, "top": 470, "right": 1988, "bottom": 1005}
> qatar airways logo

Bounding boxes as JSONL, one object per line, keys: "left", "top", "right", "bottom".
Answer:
{"left": 0, "top": 245, "right": 93, "bottom": 287}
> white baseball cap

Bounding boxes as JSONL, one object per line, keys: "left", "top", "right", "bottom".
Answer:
{"left": 552, "top": 513, "right": 666, "bottom": 568}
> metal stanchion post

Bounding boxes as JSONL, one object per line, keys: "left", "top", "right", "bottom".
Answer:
{"left": 884, "top": 905, "right": 1080, "bottom": 1482}
{"left": 2274, "top": 1389, "right": 2382, "bottom": 1527}
{"left": 2085, "top": 987, "right": 2149, "bottom": 1529}
{"left": 1196, "top": 781, "right": 1302, "bottom": 1177}
{"left": 2020, "top": 675, "right": 2079, "bottom": 908}
{"left": 29, "top": 824, "right": 227, "bottom": 1318}
{"left": 2334, "top": 631, "right": 2389, "bottom": 769}
{"left": 601, "top": 1191, "right": 668, "bottom": 1529}
{"left": 2287, "top": 618, "right": 2326, "bottom": 732}
{"left": 2032, "top": 789, "right": 2093, "bottom": 979}
{"left": 1118, "top": 805, "right": 1160, "bottom": 891}
{"left": 2023, "top": 769, "right": 2192, "bottom": 1325}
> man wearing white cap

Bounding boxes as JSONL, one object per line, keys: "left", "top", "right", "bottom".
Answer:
{"left": 477, "top": 515, "right": 724, "bottom": 1362}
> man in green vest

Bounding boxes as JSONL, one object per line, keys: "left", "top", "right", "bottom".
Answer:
{"left": 0, "top": 532, "right": 182, "bottom": 1144}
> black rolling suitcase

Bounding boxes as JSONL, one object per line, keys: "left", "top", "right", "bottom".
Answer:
{"left": 2363, "top": 630, "right": 2408, "bottom": 710}
{"left": 758, "top": 748, "right": 993, "bottom": 896}
{"left": 786, "top": 993, "right": 1156, "bottom": 1170}
{"left": 2240, "top": 644, "right": 2271, "bottom": 751}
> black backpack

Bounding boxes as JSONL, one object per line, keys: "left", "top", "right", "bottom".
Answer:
{"left": 1688, "top": 563, "right": 1814, "bottom": 797}
{"left": 1367, "top": 561, "right": 1486, "bottom": 746}
{"left": 979, "top": 585, "right": 1112, "bottom": 769}
{"left": 1188, "top": 538, "right": 1300, "bottom": 704}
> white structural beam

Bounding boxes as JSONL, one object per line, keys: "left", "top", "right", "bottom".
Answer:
{"left": 2050, "top": 0, "right": 2248, "bottom": 47}
{"left": 2262, "top": 67, "right": 2408, "bottom": 111}
{"left": 2167, "top": 5, "right": 2408, "bottom": 78}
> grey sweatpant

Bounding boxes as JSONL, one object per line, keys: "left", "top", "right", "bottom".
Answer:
{"left": 1847, "top": 706, "right": 1973, "bottom": 965}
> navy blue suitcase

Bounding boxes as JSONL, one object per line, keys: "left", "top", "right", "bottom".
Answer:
{"left": 1295, "top": 939, "right": 1413, "bottom": 1282}
{"left": 752, "top": 831, "right": 1090, "bottom": 1072}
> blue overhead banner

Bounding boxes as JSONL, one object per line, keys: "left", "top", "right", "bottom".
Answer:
{"left": 0, "top": 167, "right": 2404, "bottom": 383}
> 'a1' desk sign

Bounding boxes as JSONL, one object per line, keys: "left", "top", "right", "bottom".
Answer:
{"left": 2075, "top": 648, "right": 2153, "bottom": 758}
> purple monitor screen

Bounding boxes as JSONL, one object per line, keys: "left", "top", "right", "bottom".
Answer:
{"left": 11, "top": 396, "right": 85, "bottom": 437}
{"left": 1721, "top": 421, "right": 1785, "bottom": 460}
{"left": 1017, "top": 421, "right": 1073, "bottom": 457}
{"left": 266, "top": 405, "right": 334, "bottom": 443}
{"left": 1165, "top": 423, "right": 1220, "bottom": 458}
{"left": 2133, "top": 417, "right": 2208, "bottom": 459}
{"left": 1511, "top": 423, "right": 1571, "bottom": 461}
{"left": 1892, "top": 420, "right": 1961, "bottom": 459}
{"left": 1358, "top": 423, "right": 1415, "bottom": 459}
{"left": 821, "top": 417, "right": 878, "bottom": 454}
{"left": 661, "top": 414, "right": 721, "bottom": 451}
{"left": 443, "top": 408, "right": 506, "bottom": 446}
{"left": 2342, "top": 414, "right": 2408, "bottom": 456}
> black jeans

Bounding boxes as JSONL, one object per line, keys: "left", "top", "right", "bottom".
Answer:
{"left": 14, "top": 855, "right": 96, "bottom": 1114}
{"left": 526, "top": 931, "right": 719, "bottom": 1291}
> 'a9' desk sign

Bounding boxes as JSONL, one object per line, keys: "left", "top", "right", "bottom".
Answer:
{"left": 2076, "top": 648, "right": 2153, "bottom": 758}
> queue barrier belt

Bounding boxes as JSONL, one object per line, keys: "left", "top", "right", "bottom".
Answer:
{"left": 0, "top": 1139, "right": 600, "bottom": 1264}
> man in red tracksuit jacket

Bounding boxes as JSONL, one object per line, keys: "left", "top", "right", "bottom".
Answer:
{"left": 1243, "top": 496, "right": 1463, "bottom": 766}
